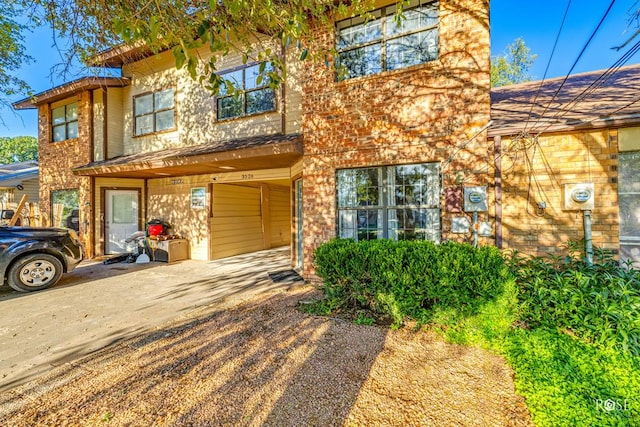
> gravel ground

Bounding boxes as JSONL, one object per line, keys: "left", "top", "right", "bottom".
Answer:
{"left": 0, "top": 287, "right": 531, "bottom": 426}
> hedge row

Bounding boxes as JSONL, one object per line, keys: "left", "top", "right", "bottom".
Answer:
{"left": 313, "top": 239, "right": 509, "bottom": 325}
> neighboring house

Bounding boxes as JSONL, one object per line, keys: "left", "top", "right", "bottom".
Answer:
{"left": 0, "top": 161, "right": 39, "bottom": 225}
{"left": 13, "top": 0, "right": 492, "bottom": 276}
{"left": 489, "top": 63, "right": 640, "bottom": 267}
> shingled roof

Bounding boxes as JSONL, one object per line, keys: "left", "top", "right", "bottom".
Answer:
{"left": 489, "top": 63, "right": 640, "bottom": 137}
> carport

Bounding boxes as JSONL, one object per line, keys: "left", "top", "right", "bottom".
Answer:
{"left": 72, "top": 134, "right": 302, "bottom": 262}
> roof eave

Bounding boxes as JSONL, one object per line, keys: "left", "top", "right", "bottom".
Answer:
{"left": 12, "top": 76, "right": 131, "bottom": 110}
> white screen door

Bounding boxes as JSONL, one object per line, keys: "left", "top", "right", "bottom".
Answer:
{"left": 105, "top": 189, "right": 139, "bottom": 254}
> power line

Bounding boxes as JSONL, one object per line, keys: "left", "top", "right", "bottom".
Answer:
{"left": 530, "top": 0, "right": 617, "bottom": 132}
{"left": 533, "top": 38, "right": 640, "bottom": 136}
{"left": 522, "top": 0, "right": 573, "bottom": 133}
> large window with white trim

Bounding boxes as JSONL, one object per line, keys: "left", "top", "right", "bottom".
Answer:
{"left": 336, "top": 0, "right": 439, "bottom": 80}
{"left": 337, "top": 163, "right": 441, "bottom": 241}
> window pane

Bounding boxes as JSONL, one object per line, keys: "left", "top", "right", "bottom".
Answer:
{"left": 67, "top": 122, "right": 78, "bottom": 139}
{"left": 217, "top": 96, "right": 243, "bottom": 120}
{"left": 619, "top": 152, "right": 640, "bottom": 193}
{"left": 135, "top": 94, "right": 153, "bottom": 116}
{"left": 219, "top": 70, "right": 243, "bottom": 95}
{"left": 52, "top": 125, "right": 66, "bottom": 142}
{"left": 112, "top": 193, "right": 137, "bottom": 224}
{"left": 66, "top": 103, "right": 78, "bottom": 121}
{"left": 52, "top": 106, "right": 66, "bottom": 125}
{"left": 337, "top": 19, "right": 381, "bottom": 49}
{"left": 154, "top": 89, "right": 175, "bottom": 111}
{"left": 51, "top": 189, "right": 79, "bottom": 229}
{"left": 338, "top": 210, "right": 357, "bottom": 239}
{"left": 155, "top": 110, "right": 175, "bottom": 131}
{"left": 385, "top": 3, "right": 439, "bottom": 37}
{"left": 337, "top": 170, "right": 358, "bottom": 207}
{"left": 386, "top": 29, "right": 438, "bottom": 70}
{"left": 135, "top": 114, "right": 154, "bottom": 136}
{"left": 339, "top": 44, "right": 382, "bottom": 79}
{"left": 357, "top": 209, "right": 383, "bottom": 241}
{"left": 620, "top": 194, "right": 640, "bottom": 236}
{"left": 245, "top": 64, "right": 271, "bottom": 90}
{"left": 246, "top": 88, "right": 275, "bottom": 115}
{"left": 356, "top": 168, "right": 381, "bottom": 206}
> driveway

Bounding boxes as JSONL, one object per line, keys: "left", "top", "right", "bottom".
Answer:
{"left": 0, "top": 247, "right": 302, "bottom": 391}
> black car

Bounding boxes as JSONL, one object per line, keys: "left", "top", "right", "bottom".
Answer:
{"left": 0, "top": 226, "right": 84, "bottom": 292}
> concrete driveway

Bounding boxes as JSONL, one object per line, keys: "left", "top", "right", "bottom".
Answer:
{"left": 0, "top": 247, "right": 303, "bottom": 391}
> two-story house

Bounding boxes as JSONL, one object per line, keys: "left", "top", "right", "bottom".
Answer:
{"left": 13, "top": 0, "right": 492, "bottom": 276}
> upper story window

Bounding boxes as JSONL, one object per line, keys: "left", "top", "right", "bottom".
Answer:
{"left": 336, "top": 0, "right": 439, "bottom": 80}
{"left": 217, "top": 63, "right": 276, "bottom": 121}
{"left": 52, "top": 102, "right": 78, "bottom": 142}
{"left": 134, "top": 88, "right": 176, "bottom": 136}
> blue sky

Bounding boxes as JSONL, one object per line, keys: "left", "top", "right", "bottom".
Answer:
{"left": 1, "top": 0, "right": 639, "bottom": 137}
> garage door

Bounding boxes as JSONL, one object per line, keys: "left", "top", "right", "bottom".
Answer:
{"left": 211, "top": 184, "right": 264, "bottom": 259}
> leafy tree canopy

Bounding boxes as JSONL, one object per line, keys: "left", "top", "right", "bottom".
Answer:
{"left": 7, "top": 0, "right": 380, "bottom": 94}
{"left": 0, "top": 2, "right": 34, "bottom": 114}
{"left": 490, "top": 38, "right": 537, "bottom": 88}
{"left": 0, "top": 136, "right": 38, "bottom": 163}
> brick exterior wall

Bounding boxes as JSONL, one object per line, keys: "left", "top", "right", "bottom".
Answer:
{"left": 300, "top": 0, "right": 491, "bottom": 276}
{"left": 38, "top": 92, "right": 94, "bottom": 257}
{"left": 499, "top": 129, "right": 619, "bottom": 257}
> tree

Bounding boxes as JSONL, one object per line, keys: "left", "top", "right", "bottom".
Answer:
{"left": 0, "top": 2, "right": 34, "bottom": 115}
{"left": 491, "top": 38, "right": 537, "bottom": 88}
{"left": 0, "top": 136, "right": 38, "bottom": 163}
{"left": 11, "top": 0, "right": 379, "bottom": 94}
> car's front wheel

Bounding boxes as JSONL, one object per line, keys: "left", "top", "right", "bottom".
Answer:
{"left": 7, "top": 254, "right": 63, "bottom": 292}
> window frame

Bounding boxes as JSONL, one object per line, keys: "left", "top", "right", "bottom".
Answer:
{"left": 50, "top": 188, "right": 80, "bottom": 231}
{"left": 132, "top": 87, "right": 177, "bottom": 137}
{"left": 336, "top": 162, "right": 441, "bottom": 242}
{"left": 216, "top": 63, "right": 277, "bottom": 121}
{"left": 51, "top": 102, "right": 79, "bottom": 142}
{"left": 336, "top": 0, "right": 440, "bottom": 80}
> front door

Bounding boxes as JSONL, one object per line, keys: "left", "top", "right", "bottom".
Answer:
{"left": 105, "top": 189, "right": 140, "bottom": 254}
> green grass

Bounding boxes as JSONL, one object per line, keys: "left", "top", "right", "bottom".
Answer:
{"left": 440, "top": 279, "right": 640, "bottom": 426}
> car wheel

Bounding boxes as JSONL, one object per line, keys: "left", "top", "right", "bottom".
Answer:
{"left": 7, "top": 254, "right": 63, "bottom": 292}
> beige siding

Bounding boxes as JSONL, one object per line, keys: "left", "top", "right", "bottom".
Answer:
{"left": 147, "top": 175, "right": 210, "bottom": 260}
{"left": 94, "top": 178, "right": 145, "bottom": 256}
{"left": 118, "top": 41, "right": 297, "bottom": 156}
{"left": 284, "top": 53, "right": 303, "bottom": 134}
{"left": 93, "top": 89, "right": 105, "bottom": 161}
{"left": 106, "top": 87, "right": 125, "bottom": 158}
{"left": 211, "top": 184, "right": 264, "bottom": 259}
{"left": 20, "top": 178, "right": 39, "bottom": 204}
{"left": 619, "top": 126, "right": 640, "bottom": 152}
{"left": 269, "top": 185, "right": 291, "bottom": 247}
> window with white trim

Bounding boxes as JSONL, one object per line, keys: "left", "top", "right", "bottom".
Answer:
{"left": 337, "top": 163, "right": 441, "bottom": 241}
{"left": 133, "top": 88, "right": 176, "bottom": 136}
{"left": 217, "top": 63, "right": 276, "bottom": 120}
{"left": 619, "top": 150, "right": 640, "bottom": 267}
{"left": 336, "top": 0, "right": 439, "bottom": 80}
{"left": 52, "top": 102, "right": 78, "bottom": 142}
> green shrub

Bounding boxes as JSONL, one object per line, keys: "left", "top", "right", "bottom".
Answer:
{"left": 313, "top": 239, "right": 508, "bottom": 326}
{"left": 508, "top": 245, "right": 640, "bottom": 355}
